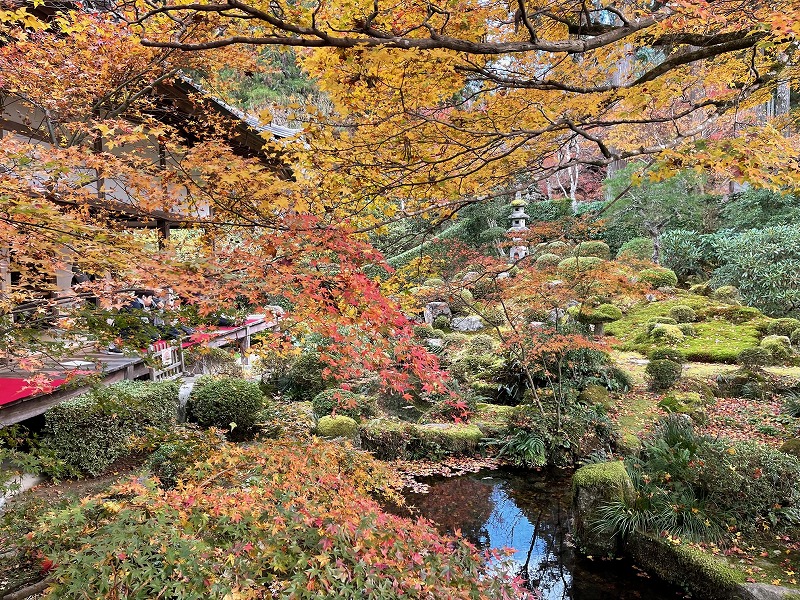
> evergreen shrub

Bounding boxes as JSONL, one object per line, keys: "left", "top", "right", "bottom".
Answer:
{"left": 187, "top": 377, "right": 264, "bottom": 431}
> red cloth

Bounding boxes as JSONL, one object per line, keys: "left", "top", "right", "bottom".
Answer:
{"left": 0, "top": 377, "right": 65, "bottom": 406}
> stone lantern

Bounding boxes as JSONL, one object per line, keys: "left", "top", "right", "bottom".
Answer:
{"left": 508, "top": 192, "right": 529, "bottom": 263}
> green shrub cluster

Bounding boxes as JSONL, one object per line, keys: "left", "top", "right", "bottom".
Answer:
{"left": 645, "top": 359, "right": 682, "bottom": 390}
{"left": 598, "top": 416, "right": 800, "bottom": 542}
{"left": 638, "top": 267, "right": 678, "bottom": 288}
{"left": 432, "top": 314, "right": 451, "bottom": 330}
{"left": 649, "top": 348, "right": 686, "bottom": 363}
{"left": 650, "top": 323, "right": 685, "bottom": 345}
{"left": 44, "top": 381, "right": 180, "bottom": 476}
{"left": 311, "top": 388, "right": 377, "bottom": 419}
{"left": 573, "top": 240, "right": 611, "bottom": 260}
{"left": 146, "top": 426, "right": 223, "bottom": 489}
{"left": 534, "top": 253, "right": 561, "bottom": 269}
{"left": 316, "top": 415, "right": 359, "bottom": 438}
{"left": 187, "top": 376, "right": 264, "bottom": 431}
{"left": 413, "top": 323, "right": 438, "bottom": 339}
{"left": 616, "top": 237, "right": 654, "bottom": 262}
{"left": 710, "top": 285, "right": 740, "bottom": 303}
{"left": 557, "top": 256, "right": 604, "bottom": 277}
{"left": 764, "top": 317, "right": 800, "bottom": 337}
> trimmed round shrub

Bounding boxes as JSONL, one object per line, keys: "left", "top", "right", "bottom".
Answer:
{"left": 187, "top": 377, "right": 264, "bottom": 431}
{"left": 450, "top": 289, "right": 475, "bottom": 316}
{"left": 316, "top": 415, "right": 359, "bottom": 439}
{"left": 573, "top": 240, "right": 611, "bottom": 260}
{"left": 711, "top": 285, "right": 740, "bottom": 303}
{"left": 312, "top": 388, "right": 376, "bottom": 419}
{"left": 649, "top": 323, "right": 685, "bottom": 345}
{"left": 466, "top": 334, "right": 497, "bottom": 355}
{"left": 480, "top": 305, "right": 506, "bottom": 326}
{"left": 557, "top": 256, "right": 604, "bottom": 277}
{"left": 546, "top": 240, "right": 571, "bottom": 256}
{"left": 443, "top": 332, "right": 469, "bottom": 348}
{"left": 432, "top": 315, "right": 451, "bottom": 330}
{"left": 791, "top": 328, "right": 800, "bottom": 346}
{"left": 765, "top": 318, "right": 800, "bottom": 337}
{"left": 638, "top": 267, "right": 678, "bottom": 288}
{"left": 760, "top": 335, "right": 792, "bottom": 362}
{"left": 736, "top": 347, "right": 773, "bottom": 368}
{"left": 616, "top": 237, "right": 654, "bottom": 262}
{"left": 413, "top": 324, "right": 437, "bottom": 339}
{"left": 698, "top": 441, "right": 800, "bottom": 530}
{"left": 645, "top": 359, "right": 682, "bottom": 390}
{"left": 677, "top": 323, "right": 697, "bottom": 337}
{"left": 649, "top": 348, "right": 686, "bottom": 363}
{"left": 669, "top": 305, "right": 696, "bottom": 323}
{"left": 535, "top": 253, "right": 561, "bottom": 269}
{"left": 646, "top": 316, "right": 678, "bottom": 329}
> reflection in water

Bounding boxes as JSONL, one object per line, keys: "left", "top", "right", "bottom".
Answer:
{"left": 403, "top": 470, "right": 682, "bottom": 600}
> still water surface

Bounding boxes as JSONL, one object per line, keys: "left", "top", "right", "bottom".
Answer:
{"left": 403, "top": 469, "right": 684, "bottom": 600}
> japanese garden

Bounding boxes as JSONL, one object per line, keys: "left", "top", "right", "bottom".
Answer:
{"left": 1, "top": 0, "right": 800, "bottom": 598}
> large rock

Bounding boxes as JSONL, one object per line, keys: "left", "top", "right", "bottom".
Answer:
{"left": 572, "top": 461, "right": 634, "bottom": 556}
{"left": 451, "top": 315, "right": 485, "bottom": 332}
{"left": 741, "top": 583, "right": 799, "bottom": 600}
{"left": 424, "top": 302, "right": 451, "bottom": 325}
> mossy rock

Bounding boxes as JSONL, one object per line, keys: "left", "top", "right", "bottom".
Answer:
{"left": 578, "top": 384, "right": 612, "bottom": 409}
{"left": 573, "top": 240, "right": 611, "bottom": 260}
{"left": 658, "top": 392, "right": 710, "bottom": 424}
{"left": 626, "top": 533, "right": 746, "bottom": 600}
{"left": 572, "top": 461, "right": 634, "bottom": 557}
{"left": 359, "top": 419, "right": 414, "bottom": 460}
{"left": 412, "top": 423, "right": 483, "bottom": 457}
{"left": 780, "top": 438, "right": 800, "bottom": 458}
{"left": 471, "top": 403, "right": 517, "bottom": 438}
{"left": 422, "top": 277, "right": 446, "bottom": 287}
{"left": 689, "top": 283, "right": 712, "bottom": 296}
{"left": 711, "top": 285, "right": 741, "bottom": 303}
{"left": 760, "top": 335, "right": 793, "bottom": 362}
{"left": 316, "top": 415, "right": 359, "bottom": 439}
{"left": 616, "top": 432, "right": 642, "bottom": 455}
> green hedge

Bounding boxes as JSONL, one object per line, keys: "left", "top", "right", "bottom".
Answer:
{"left": 44, "top": 381, "right": 180, "bottom": 476}
{"left": 187, "top": 376, "right": 264, "bottom": 431}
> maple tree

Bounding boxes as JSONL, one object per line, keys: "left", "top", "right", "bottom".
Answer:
{"left": 0, "top": 8, "right": 452, "bottom": 397}
{"left": 9, "top": 437, "right": 530, "bottom": 599}
{"left": 123, "top": 0, "right": 800, "bottom": 212}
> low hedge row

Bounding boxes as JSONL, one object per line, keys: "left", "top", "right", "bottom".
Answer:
{"left": 44, "top": 380, "right": 180, "bottom": 476}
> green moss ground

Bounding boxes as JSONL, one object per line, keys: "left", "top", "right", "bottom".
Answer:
{"left": 607, "top": 293, "right": 763, "bottom": 363}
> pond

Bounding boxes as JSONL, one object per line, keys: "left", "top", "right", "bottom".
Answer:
{"left": 402, "top": 469, "right": 684, "bottom": 600}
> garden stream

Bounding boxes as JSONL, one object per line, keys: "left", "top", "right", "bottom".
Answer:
{"left": 401, "top": 469, "right": 684, "bottom": 600}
